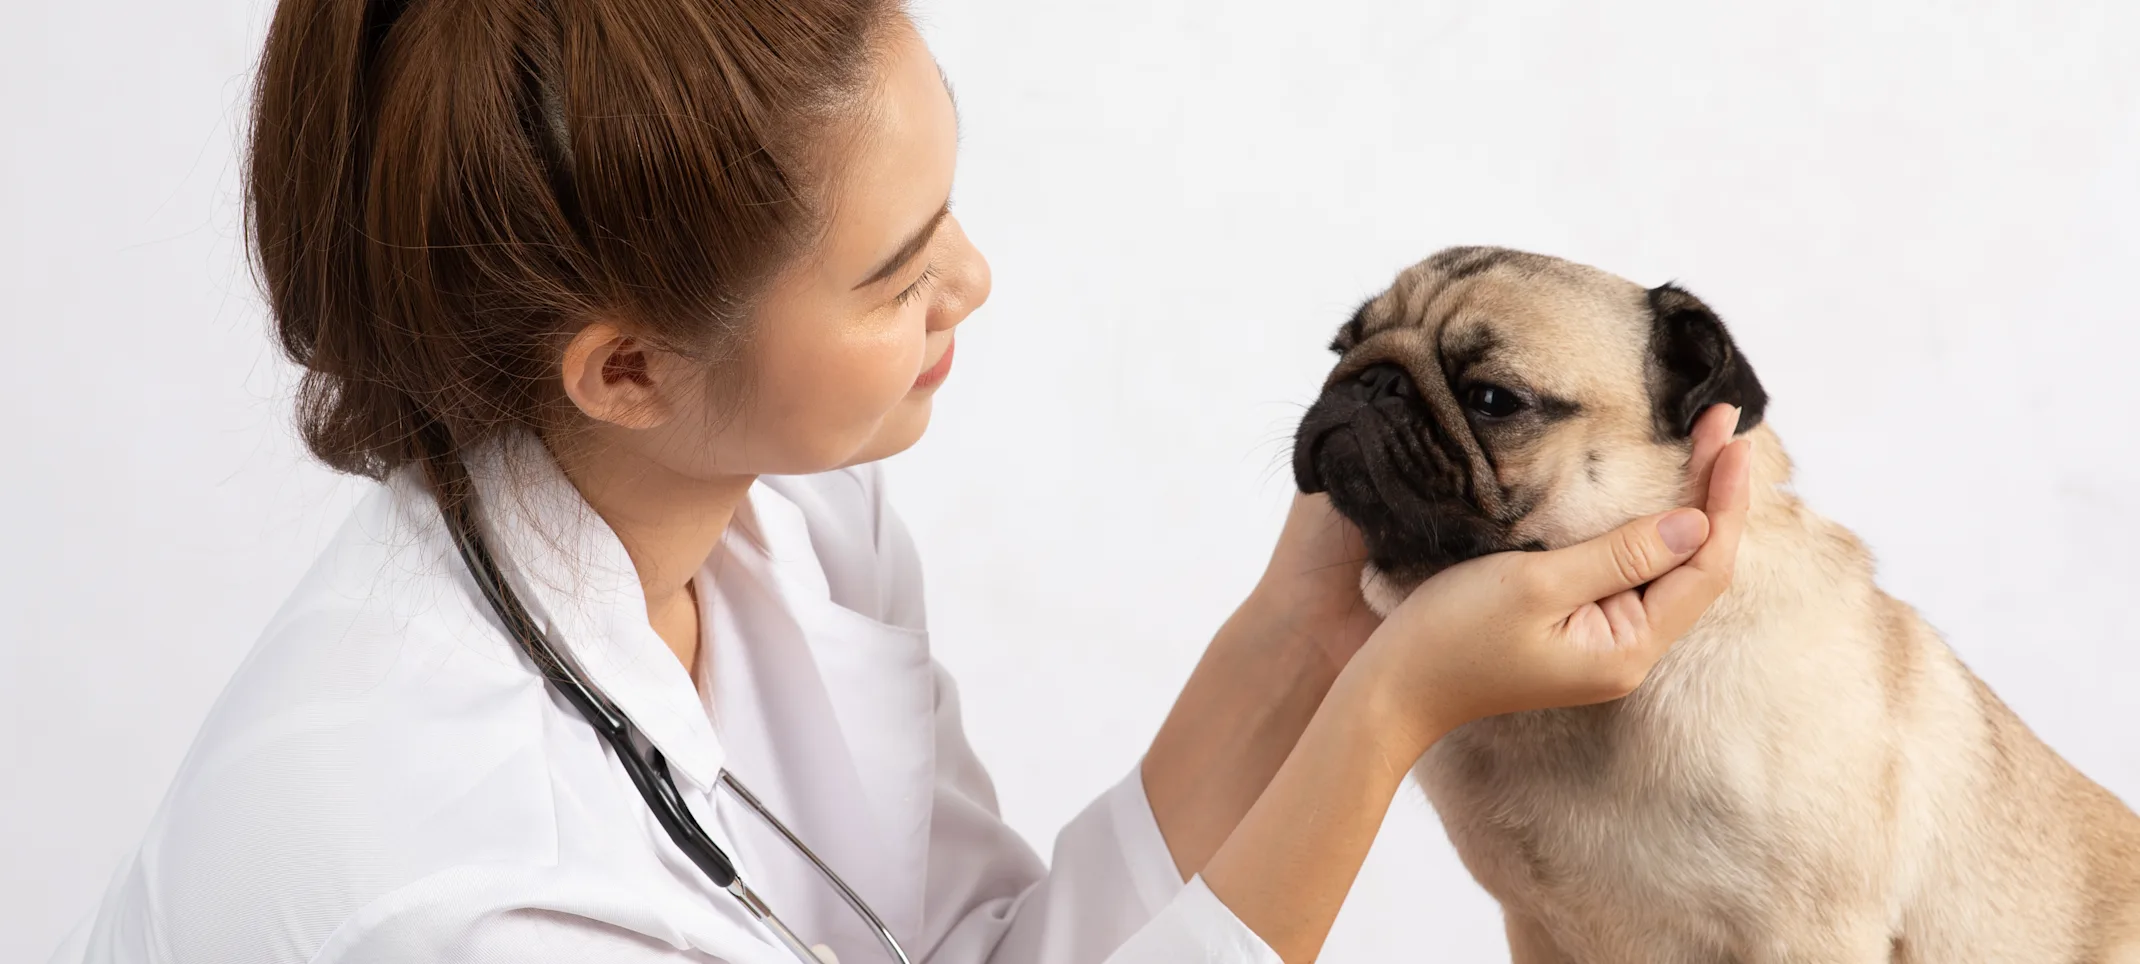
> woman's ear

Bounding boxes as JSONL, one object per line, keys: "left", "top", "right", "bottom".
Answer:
{"left": 560, "top": 321, "right": 679, "bottom": 430}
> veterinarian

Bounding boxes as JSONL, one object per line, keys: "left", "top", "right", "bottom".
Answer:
{"left": 57, "top": 2, "right": 1754, "bottom": 963}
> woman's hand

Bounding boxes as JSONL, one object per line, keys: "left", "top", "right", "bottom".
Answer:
{"left": 1242, "top": 492, "right": 1385, "bottom": 671}
{"left": 1143, "top": 485, "right": 1387, "bottom": 881}
{"left": 1350, "top": 403, "right": 1756, "bottom": 756}
{"left": 1201, "top": 403, "right": 1753, "bottom": 964}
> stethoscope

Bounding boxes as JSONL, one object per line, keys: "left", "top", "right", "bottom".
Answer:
{"left": 433, "top": 465, "right": 912, "bottom": 964}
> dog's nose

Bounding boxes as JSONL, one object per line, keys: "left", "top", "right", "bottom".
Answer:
{"left": 1348, "top": 362, "right": 1417, "bottom": 403}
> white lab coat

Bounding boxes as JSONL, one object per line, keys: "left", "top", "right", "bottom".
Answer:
{"left": 53, "top": 434, "right": 1279, "bottom": 964}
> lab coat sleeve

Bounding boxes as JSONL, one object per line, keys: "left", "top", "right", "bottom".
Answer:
{"left": 914, "top": 667, "right": 1281, "bottom": 964}
{"left": 861, "top": 466, "right": 1279, "bottom": 964}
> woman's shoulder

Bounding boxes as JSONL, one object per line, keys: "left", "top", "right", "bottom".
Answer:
{"left": 216, "top": 473, "right": 533, "bottom": 734}
{"left": 87, "top": 477, "right": 571, "bottom": 960}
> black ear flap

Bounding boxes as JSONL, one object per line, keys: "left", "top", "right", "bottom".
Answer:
{"left": 1646, "top": 283, "right": 1767, "bottom": 439}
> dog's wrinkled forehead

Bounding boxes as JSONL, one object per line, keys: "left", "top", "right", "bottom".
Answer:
{"left": 1331, "top": 246, "right": 1653, "bottom": 401}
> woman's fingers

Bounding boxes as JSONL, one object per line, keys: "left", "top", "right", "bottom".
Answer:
{"left": 1683, "top": 404, "right": 1740, "bottom": 508}
{"left": 1546, "top": 590, "right": 1662, "bottom": 705}
{"left": 1636, "top": 436, "right": 1755, "bottom": 644}
{"left": 1549, "top": 405, "right": 1747, "bottom": 627}
{"left": 1518, "top": 423, "right": 1756, "bottom": 703}
{"left": 1530, "top": 507, "right": 1710, "bottom": 608}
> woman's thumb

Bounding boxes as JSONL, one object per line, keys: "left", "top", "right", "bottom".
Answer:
{"left": 1539, "top": 508, "right": 1710, "bottom": 605}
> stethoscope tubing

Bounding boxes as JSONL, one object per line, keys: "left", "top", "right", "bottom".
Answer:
{"left": 435, "top": 479, "right": 912, "bottom": 964}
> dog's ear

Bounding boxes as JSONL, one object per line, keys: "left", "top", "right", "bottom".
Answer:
{"left": 1646, "top": 283, "right": 1767, "bottom": 439}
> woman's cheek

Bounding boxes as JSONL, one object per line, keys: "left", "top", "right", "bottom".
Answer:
{"left": 820, "top": 316, "right": 925, "bottom": 443}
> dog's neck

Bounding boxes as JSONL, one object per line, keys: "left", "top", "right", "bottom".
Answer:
{"left": 1701, "top": 422, "right": 1879, "bottom": 635}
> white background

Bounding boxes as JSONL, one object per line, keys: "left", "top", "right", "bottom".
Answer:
{"left": 4, "top": 0, "right": 2136, "bottom": 960}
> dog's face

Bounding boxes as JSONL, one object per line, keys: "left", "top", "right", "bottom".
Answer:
{"left": 1293, "top": 246, "right": 1767, "bottom": 613}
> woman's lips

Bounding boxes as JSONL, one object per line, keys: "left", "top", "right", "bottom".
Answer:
{"left": 912, "top": 338, "right": 955, "bottom": 390}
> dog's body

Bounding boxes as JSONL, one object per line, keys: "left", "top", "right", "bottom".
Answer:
{"left": 1293, "top": 247, "right": 2140, "bottom": 963}
{"left": 1419, "top": 475, "right": 2140, "bottom": 963}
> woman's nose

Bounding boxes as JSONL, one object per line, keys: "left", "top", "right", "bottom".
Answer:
{"left": 928, "top": 216, "right": 991, "bottom": 332}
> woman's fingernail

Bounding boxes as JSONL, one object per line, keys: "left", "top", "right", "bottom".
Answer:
{"left": 1659, "top": 508, "right": 1707, "bottom": 554}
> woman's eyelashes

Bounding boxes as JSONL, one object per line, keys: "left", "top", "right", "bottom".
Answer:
{"left": 893, "top": 263, "right": 939, "bottom": 307}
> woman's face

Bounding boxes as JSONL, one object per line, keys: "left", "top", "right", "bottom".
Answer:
{"left": 593, "top": 17, "right": 988, "bottom": 481}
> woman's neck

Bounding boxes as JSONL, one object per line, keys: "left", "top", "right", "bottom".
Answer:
{"left": 547, "top": 433, "right": 755, "bottom": 673}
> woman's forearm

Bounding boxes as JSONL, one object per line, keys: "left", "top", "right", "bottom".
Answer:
{"left": 1141, "top": 592, "right": 1346, "bottom": 880}
{"left": 1198, "top": 667, "right": 1433, "bottom": 964}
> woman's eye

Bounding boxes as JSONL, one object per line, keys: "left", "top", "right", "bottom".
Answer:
{"left": 1464, "top": 383, "right": 1525, "bottom": 419}
{"left": 894, "top": 264, "right": 939, "bottom": 307}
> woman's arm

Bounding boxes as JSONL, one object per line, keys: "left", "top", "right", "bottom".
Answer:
{"left": 1154, "top": 405, "right": 1753, "bottom": 962}
{"left": 1139, "top": 500, "right": 1380, "bottom": 880}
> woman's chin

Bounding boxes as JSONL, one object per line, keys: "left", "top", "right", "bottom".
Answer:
{"left": 838, "top": 397, "right": 933, "bottom": 468}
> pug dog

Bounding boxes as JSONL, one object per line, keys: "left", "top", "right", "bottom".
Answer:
{"left": 1293, "top": 246, "right": 2140, "bottom": 963}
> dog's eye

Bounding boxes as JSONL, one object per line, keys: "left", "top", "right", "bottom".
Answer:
{"left": 1464, "top": 383, "right": 1525, "bottom": 419}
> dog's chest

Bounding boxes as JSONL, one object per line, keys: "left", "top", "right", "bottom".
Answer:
{"left": 1415, "top": 704, "right": 1782, "bottom": 961}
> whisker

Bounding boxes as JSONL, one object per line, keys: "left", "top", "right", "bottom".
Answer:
{"left": 1250, "top": 405, "right": 1311, "bottom": 488}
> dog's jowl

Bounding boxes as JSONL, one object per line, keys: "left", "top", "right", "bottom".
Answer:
{"left": 1296, "top": 246, "right": 2140, "bottom": 963}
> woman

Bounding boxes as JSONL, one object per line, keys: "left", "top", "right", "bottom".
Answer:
{"left": 60, "top": 1, "right": 1752, "bottom": 962}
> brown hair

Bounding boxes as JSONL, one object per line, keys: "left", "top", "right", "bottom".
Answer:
{"left": 245, "top": 0, "right": 900, "bottom": 486}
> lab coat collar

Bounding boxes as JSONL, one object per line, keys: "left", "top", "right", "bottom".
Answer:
{"left": 452, "top": 432, "right": 727, "bottom": 790}
{"left": 717, "top": 474, "right": 937, "bottom": 945}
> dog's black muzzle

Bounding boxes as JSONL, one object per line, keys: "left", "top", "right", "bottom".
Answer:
{"left": 1293, "top": 362, "right": 1508, "bottom": 581}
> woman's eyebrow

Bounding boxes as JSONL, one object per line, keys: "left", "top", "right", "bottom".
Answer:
{"left": 855, "top": 202, "right": 950, "bottom": 289}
